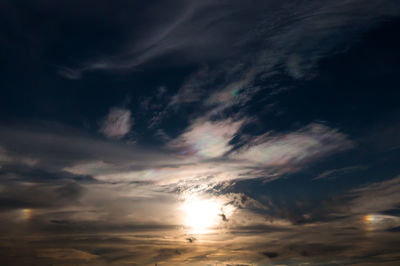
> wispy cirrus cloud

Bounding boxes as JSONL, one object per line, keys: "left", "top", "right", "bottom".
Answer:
{"left": 348, "top": 175, "right": 400, "bottom": 214}
{"left": 313, "top": 165, "right": 367, "bottom": 180}
{"left": 233, "top": 123, "right": 353, "bottom": 169}
{"left": 58, "top": 0, "right": 400, "bottom": 81}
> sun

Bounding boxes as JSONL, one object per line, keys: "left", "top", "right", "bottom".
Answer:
{"left": 181, "top": 196, "right": 221, "bottom": 233}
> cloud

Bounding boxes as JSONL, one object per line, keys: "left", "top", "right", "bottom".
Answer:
{"left": 1, "top": 172, "right": 400, "bottom": 265}
{"left": 0, "top": 180, "right": 86, "bottom": 212}
{"left": 347, "top": 175, "right": 400, "bottom": 214}
{"left": 100, "top": 108, "right": 133, "bottom": 139}
{"left": 146, "top": 0, "right": 400, "bottom": 128}
{"left": 57, "top": 67, "right": 82, "bottom": 80}
{"left": 0, "top": 163, "right": 97, "bottom": 184}
{"left": 60, "top": 0, "right": 261, "bottom": 76}
{"left": 261, "top": 251, "right": 278, "bottom": 258}
{"left": 232, "top": 123, "right": 353, "bottom": 169}
{"left": 169, "top": 66, "right": 212, "bottom": 106}
{"left": 36, "top": 248, "right": 98, "bottom": 261}
{"left": 313, "top": 165, "right": 367, "bottom": 180}
{"left": 168, "top": 117, "right": 244, "bottom": 158}
{"left": 0, "top": 120, "right": 391, "bottom": 265}
{"left": 0, "top": 120, "right": 354, "bottom": 192}
{"left": 55, "top": 0, "right": 400, "bottom": 96}
{"left": 0, "top": 123, "right": 184, "bottom": 182}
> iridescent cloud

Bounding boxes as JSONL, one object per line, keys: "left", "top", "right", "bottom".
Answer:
{"left": 232, "top": 123, "right": 353, "bottom": 168}
{"left": 169, "top": 118, "right": 243, "bottom": 158}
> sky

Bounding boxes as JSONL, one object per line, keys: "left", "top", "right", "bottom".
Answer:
{"left": 1, "top": 1, "right": 400, "bottom": 265}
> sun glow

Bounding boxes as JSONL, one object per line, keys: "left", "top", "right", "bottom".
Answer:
{"left": 22, "top": 208, "right": 32, "bottom": 221}
{"left": 181, "top": 196, "right": 222, "bottom": 233}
